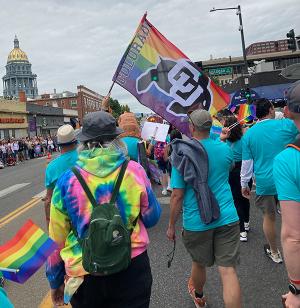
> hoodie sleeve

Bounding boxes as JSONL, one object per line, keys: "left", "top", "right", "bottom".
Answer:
{"left": 138, "top": 166, "right": 161, "bottom": 228}
{"left": 46, "top": 180, "right": 69, "bottom": 289}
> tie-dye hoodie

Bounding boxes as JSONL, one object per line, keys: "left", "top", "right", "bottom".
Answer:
{"left": 46, "top": 147, "right": 161, "bottom": 289}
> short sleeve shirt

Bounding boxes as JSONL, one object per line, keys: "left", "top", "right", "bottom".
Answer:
{"left": 171, "top": 138, "right": 238, "bottom": 231}
{"left": 243, "top": 119, "right": 298, "bottom": 195}
{"left": 227, "top": 138, "right": 243, "bottom": 162}
{"left": 45, "top": 149, "right": 78, "bottom": 189}
{"left": 273, "top": 147, "right": 300, "bottom": 202}
{"left": 121, "top": 136, "right": 140, "bottom": 162}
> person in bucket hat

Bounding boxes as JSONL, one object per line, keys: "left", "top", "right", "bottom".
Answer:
{"left": 46, "top": 111, "right": 161, "bottom": 307}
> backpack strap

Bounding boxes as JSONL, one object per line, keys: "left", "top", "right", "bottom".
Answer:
{"left": 110, "top": 158, "right": 129, "bottom": 204}
{"left": 72, "top": 167, "right": 98, "bottom": 208}
{"left": 287, "top": 139, "right": 300, "bottom": 151}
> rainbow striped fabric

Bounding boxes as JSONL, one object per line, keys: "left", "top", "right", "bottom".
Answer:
{"left": 0, "top": 220, "right": 57, "bottom": 283}
{"left": 113, "top": 14, "right": 230, "bottom": 135}
{"left": 211, "top": 119, "right": 223, "bottom": 135}
{"left": 238, "top": 104, "right": 256, "bottom": 124}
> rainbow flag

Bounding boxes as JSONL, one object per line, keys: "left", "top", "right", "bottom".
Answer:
{"left": 113, "top": 14, "right": 230, "bottom": 135}
{"left": 0, "top": 220, "right": 57, "bottom": 284}
{"left": 238, "top": 104, "right": 256, "bottom": 124}
{"left": 211, "top": 119, "right": 223, "bottom": 135}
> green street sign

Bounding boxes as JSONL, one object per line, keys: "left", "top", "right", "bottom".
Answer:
{"left": 208, "top": 67, "right": 233, "bottom": 76}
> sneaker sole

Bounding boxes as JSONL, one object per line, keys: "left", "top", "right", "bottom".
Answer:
{"left": 240, "top": 237, "right": 248, "bottom": 242}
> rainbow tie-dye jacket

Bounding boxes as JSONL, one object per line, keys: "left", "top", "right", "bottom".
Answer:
{"left": 46, "top": 147, "right": 161, "bottom": 289}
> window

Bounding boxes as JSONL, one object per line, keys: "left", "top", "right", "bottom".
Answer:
{"left": 70, "top": 100, "right": 77, "bottom": 107}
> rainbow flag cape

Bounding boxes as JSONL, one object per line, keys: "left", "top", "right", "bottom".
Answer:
{"left": 0, "top": 220, "right": 57, "bottom": 284}
{"left": 113, "top": 14, "right": 230, "bottom": 135}
{"left": 211, "top": 119, "right": 223, "bottom": 135}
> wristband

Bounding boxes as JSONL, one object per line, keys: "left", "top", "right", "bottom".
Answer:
{"left": 290, "top": 278, "right": 300, "bottom": 285}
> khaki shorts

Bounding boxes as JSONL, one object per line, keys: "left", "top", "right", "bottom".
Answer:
{"left": 182, "top": 222, "right": 240, "bottom": 267}
{"left": 255, "top": 195, "right": 278, "bottom": 215}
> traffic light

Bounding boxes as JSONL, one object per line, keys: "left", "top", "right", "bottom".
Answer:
{"left": 150, "top": 69, "right": 158, "bottom": 81}
{"left": 245, "top": 87, "right": 251, "bottom": 101}
{"left": 286, "top": 29, "right": 297, "bottom": 52}
{"left": 240, "top": 88, "right": 252, "bottom": 103}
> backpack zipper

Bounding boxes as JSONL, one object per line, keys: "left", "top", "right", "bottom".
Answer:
{"left": 90, "top": 214, "right": 122, "bottom": 224}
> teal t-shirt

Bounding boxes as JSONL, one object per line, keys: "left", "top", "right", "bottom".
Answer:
{"left": 45, "top": 149, "right": 78, "bottom": 189}
{"left": 171, "top": 138, "right": 238, "bottom": 231}
{"left": 227, "top": 138, "right": 243, "bottom": 162}
{"left": 243, "top": 119, "right": 298, "bottom": 195}
{"left": 0, "top": 288, "right": 14, "bottom": 308}
{"left": 273, "top": 147, "right": 300, "bottom": 202}
{"left": 121, "top": 136, "right": 140, "bottom": 162}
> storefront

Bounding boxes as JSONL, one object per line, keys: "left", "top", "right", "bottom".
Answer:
{"left": 0, "top": 99, "right": 28, "bottom": 139}
{"left": 26, "top": 103, "right": 64, "bottom": 137}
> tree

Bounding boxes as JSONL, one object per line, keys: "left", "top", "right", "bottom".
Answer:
{"left": 210, "top": 75, "right": 221, "bottom": 86}
{"left": 109, "top": 98, "right": 131, "bottom": 119}
{"left": 121, "top": 104, "right": 130, "bottom": 113}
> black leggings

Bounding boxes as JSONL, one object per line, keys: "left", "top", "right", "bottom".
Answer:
{"left": 229, "top": 161, "right": 252, "bottom": 232}
{"left": 71, "top": 251, "right": 152, "bottom": 308}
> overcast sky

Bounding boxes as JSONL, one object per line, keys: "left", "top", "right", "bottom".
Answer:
{"left": 0, "top": 0, "right": 299, "bottom": 112}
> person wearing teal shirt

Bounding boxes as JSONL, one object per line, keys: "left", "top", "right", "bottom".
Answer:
{"left": 241, "top": 98, "right": 299, "bottom": 264}
{"left": 121, "top": 136, "right": 140, "bottom": 162}
{"left": 44, "top": 124, "right": 78, "bottom": 225}
{"left": 0, "top": 288, "right": 13, "bottom": 308}
{"left": 167, "top": 110, "right": 240, "bottom": 308}
{"left": 273, "top": 81, "right": 300, "bottom": 307}
{"left": 221, "top": 116, "right": 251, "bottom": 242}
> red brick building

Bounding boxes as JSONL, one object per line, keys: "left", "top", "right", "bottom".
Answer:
{"left": 29, "top": 85, "right": 104, "bottom": 123}
{"left": 246, "top": 39, "right": 289, "bottom": 56}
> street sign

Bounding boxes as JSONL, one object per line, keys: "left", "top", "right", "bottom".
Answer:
{"left": 208, "top": 67, "right": 233, "bottom": 76}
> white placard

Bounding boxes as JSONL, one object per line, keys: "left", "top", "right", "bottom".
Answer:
{"left": 141, "top": 122, "right": 170, "bottom": 142}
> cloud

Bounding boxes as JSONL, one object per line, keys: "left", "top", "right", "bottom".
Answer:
{"left": 0, "top": 0, "right": 299, "bottom": 112}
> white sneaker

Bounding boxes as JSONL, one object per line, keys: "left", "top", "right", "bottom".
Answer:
{"left": 240, "top": 232, "right": 248, "bottom": 242}
{"left": 162, "top": 189, "right": 168, "bottom": 196}
{"left": 244, "top": 222, "right": 250, "bottom": 232}
{"left": 264, "top": 244, "right": 283, "bottom": 264}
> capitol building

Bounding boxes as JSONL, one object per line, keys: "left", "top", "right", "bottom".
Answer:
{"left": 2, "top": 36, "right": 38, "bottom": 99}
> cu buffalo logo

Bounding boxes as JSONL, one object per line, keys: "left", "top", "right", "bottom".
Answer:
{"left": 136, "top": 57, "right": 212, "bottom": 116}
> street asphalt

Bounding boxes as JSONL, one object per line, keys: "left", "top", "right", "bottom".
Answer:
{"left": 0, "top": 156, "right": 288, "bottom": 308}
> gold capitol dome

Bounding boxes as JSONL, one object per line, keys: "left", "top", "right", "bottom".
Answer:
{"left": 7, "top": 35, "right": 29, "bottom": 63}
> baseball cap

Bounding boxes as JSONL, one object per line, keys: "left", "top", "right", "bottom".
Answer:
{"left": 189, "top": 109, "right": 212, "bottom": 130}
{"left": 286, "top": 80, "right": 300, "bottom": 113}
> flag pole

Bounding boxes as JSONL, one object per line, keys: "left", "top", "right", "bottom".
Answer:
{"left": 107, "top": 12, "right": 148, "bottom": 97}
{"left": 0, "top": 267, "right": 19, "bottom": 273}
{"left": 228, "top": 116, "right": 249, "bottom": 130}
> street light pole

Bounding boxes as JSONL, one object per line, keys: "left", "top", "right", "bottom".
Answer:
{"left": 210, "top": 5, "right": 248, "bottom": 76}
{"left": 237, "top": 5, "right": 248, "bottom": 75}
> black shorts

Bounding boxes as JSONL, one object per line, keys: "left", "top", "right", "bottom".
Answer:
{"left": 71, "top": 251, "right": 152, "bottom": 308}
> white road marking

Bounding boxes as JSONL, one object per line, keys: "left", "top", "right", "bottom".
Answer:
{"left": 34, "top": 190, "right": 46, "bottom": 199}
{"left": 0, "top": 183, "right": 31, "bottom": 198}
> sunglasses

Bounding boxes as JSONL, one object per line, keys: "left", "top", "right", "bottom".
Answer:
{"left": 167, "top": 239, "right": 176, "bottom": 268}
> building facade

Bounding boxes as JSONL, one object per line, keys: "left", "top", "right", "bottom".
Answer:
{"left": 2, "top": 36, "right": 38, "bottom": 99}
{"left": 30, "top": 85, "right": 104, "bottom": 122}
{"left": 246, "top": 40, "right": 289, "bottom": 56}
{"left": 0, "top": 98, "right": 28, "bottom": 139}
{"left": 26, "top": 103, "right": 64, "bottom": 137}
